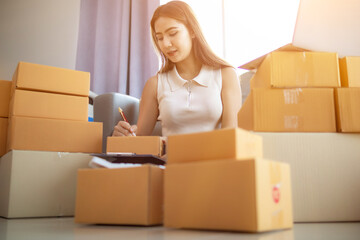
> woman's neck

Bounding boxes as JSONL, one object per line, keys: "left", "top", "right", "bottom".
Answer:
{"left": 175, "top": 53, "right": 202, "bottom": 80}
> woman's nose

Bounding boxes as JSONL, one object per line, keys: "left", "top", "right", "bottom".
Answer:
{"left": 163, "top": 36, "right": 172, "bottom": 47}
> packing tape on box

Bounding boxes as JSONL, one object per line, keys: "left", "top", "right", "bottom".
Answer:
{"left": 283, "top": 88, "right": 303, "bottom": 104}
{"left": 284, "top": 116, "right": 303, "bottom": 130}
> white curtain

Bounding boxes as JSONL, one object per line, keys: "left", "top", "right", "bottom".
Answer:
{"left": 75, "top": 0, "right": 160, "bottom": 98}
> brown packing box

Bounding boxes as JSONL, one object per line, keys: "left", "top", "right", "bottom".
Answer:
{"left": 0, "top": 150, "right": 92, "bottom": 218}
{"left": 238, "top": 88, "right": 336, "bottom": 132}
{"left": 75, "top": 165, "right": 163, "bottom": 225}
{"left": 107, "top": 136, "right": 164, "bottom": 156}
{"left": 339, "top": 56, "right": 360, "bottom": 87}
{"left": 12, "top": 62, "right": 90, "bottom": 97}
{"left": 7, "top": 116, "right": 102, "bottom": 153}
{"left": 255, "top": 132, "right": 360, "bottom": 222}
{"left": 335, "top": 88, "right": 360, "bottom": 132}
{"left": 251, "top": 51, "right": 340, "bottom": 88}
{"left": 164, "top": 159, "right": 293, "bottom": 232}
{"left": 167, "top": 128, "right": 262, "bottom": 164}
{"left": 9, "top": 89, "right": 88, "bottom": 121}
{"left": 0, "top": 80, "right": 11, "bottom": 117}
{"left": 0, "top": 117, "right": 8, "bottom": 157}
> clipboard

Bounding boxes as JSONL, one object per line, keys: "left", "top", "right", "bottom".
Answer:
{"left": 91, "top": 153, "right": 166, "bottom": 165}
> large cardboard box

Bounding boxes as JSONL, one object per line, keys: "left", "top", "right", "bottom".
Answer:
{"left": 335, "top": 88, "right": 360, "bottom": 132}
{"left": 0, "top": 150, "right": 92, "bottom": 218}
{"left": 7, "top": 116, "right": 102, "bottom": 153}
{"left": 107, "top": 136, "right": 164, "bottom": 156}
{"left": 167, "top": 128, "right": 262, "bottom": 164}
{"left": 164, "top": 159, "right": 293, "bottom": 232}
{"left": 238, "top": 88, "right": 336, "bottom": 132}
{"left": 0, "top": 117, "right": 8, "bottom": 157}
{"left": 339, "top": 57, "right": 360, "bottom": 87}
{"left": 75, "top": 165, "right": 163, "bottom": 225}
{"left": 12, "top": 62, "right": 90, "bottom": 97}
{"left": 9, "top": 89, "right": 88, "bottom": 121}
{"left": 255, "top": 132, "right": 360, "bottom": 222}
{"left": 0, "top": 80, "right": 11, "bottom": 117}
{"left": 250, "top": 51, "right": 340, "bottom": 89}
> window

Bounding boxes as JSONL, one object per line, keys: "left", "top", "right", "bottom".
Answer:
{"left": 160, "top": 0, "right": 300, "bottom": 71}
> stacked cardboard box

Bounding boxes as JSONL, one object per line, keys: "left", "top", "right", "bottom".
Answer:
{"left": 238, "top": 47, "right": 360, "bottom": 222}
{"left": 0, "top": 80, "right": 11, "bottom": 157}
{"left": 74, "top": 136, "right": 165, "bottom": 225}
{"left": 238, "top": 45, "right": 339, "bottom": 132}
{"left": 336, "top": 56, "right": 360, "bottom": 132}
{"left": 7, "top": 62, "right": 103, "bottom": 153}
{"left": 0, "top": 62, "right": 102, "bottom": 218}
{"left": 164, "top": 128, "right": 293, "bottom": 232}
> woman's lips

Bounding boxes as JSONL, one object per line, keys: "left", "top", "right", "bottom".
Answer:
{"left": 167, "top": 50, "right": 177, "bottom": 57}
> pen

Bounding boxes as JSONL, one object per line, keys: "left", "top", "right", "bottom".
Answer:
{"left": 118, "top": 107, "right": 136, "bottom": 136}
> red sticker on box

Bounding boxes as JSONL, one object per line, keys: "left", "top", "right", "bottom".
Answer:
{"left": 272, "top": 186, "right": 280, "bottom": 204}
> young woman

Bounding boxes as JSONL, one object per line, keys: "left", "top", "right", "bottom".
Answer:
{"left": 113, "top": 1, "right": 241, "bottom": 137}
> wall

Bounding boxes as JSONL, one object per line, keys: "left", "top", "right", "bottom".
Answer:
{"left": 0, "top": 0, "right": 81, "bottom": 80}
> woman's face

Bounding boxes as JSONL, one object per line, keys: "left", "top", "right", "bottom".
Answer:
{"left": 154, "top": 17, "right": 194, "bottom": 64}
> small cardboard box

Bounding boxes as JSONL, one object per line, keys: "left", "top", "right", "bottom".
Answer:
{"left": 250, "top": 51, "right": 340, "bottom": 89}
{"left": 339, "top": 56, "right": 360, "bottom": 87}
{"left": 0, "top": 80, "right": 11, "bottom": 117}
{"left": 12, "top": 62, "right": 90, "bottom": 97}
{"left": 0, "top": 150, "right": 92, "bottom": 218}
{"left": 75, "top": 165, "right": 163, "bottom": 225}
{"left": 107, "top": 136, "right": 164, "bottom": 156}
{"left": 7, "top": 116, "right": 102, "bottom": 153}
{"left": 164, "top": 159, "right": 293, "bottom": 232}
{"left": 335, "top": 88, "right": 360, "bottom": 132}
{"left": 238, "top": 88, "right": 336, "bottom": 132}
{"left": 9, "top": 89, "right": 88, "bottom": 121}
{"left": 255, "top": 132, "right": 360, "bottom": 222}
{"left": 167, "top": 128, "right": 263, "bottom": 164}
{"left": 0, "top": 117, "right": 8, "bottom": 157}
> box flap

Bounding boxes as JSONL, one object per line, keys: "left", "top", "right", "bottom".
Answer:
{"left": 239, "top": 44, "right": 308, "bottom": 70}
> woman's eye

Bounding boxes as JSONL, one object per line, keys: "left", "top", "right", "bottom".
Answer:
{"left": 169, "top": 32, "right": 177, "bottom": 37}
{"left": 157, "top": 37, "right": 163, "bottom": 41}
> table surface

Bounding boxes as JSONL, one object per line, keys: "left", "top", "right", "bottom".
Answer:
{"left": 1, "top": 217, "right": 360, "bottom": 240}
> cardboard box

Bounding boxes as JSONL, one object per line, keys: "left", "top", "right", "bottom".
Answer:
{"left": 0, "top": 80, "right": 11, "bottom": 117}
{"left": 238, "top": 88, "right": 336, "bottom": 132}
{"left": 164, "top": 159, "right": 293, "bottom": 232}
{"left": 339, "top": 57, "right": 360, "bottom": 87}
{"left": 0, "top": 117, "right": 8, "bottom": 157}
{"left": 335, "top": 88, "right": 360, "bottom": 132}
{"left": 7, "top": 116, "right": 102, "bottom": 153}
{"left": 250, "top": 51, "right": 340, "bottom": 89}
{"left": 12, "top": 62, "right": 90, "bottom": 97}
{"left": 9, "top": 89, "right": 88, "bottom": 121}
{"left": 0, "top": 150, "right": 92, "bottom": 218}
{"left": 107, "top": 136, "right": 164, "bottom": 156}
{"left": 167, "top": 128, "right": 263, "bottom": 164}
{"left": 255, "top": 132, "right": 360, "bottom": 222}
{"left": 75, "top": 165, "right": 163, "bottom": 225}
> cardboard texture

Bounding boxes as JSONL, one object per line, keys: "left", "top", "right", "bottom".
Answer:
{"left": 167, "top": 128, "right": 263, "bottom": 164}
{"left": 12, "top": 62, "right": 90, "bottom": 97}
{"left": 0, "top": 117, "right": 8, "bottom": 157}
{"left": 250, "top": 51, "right": 340, "bottom": 89}
{"left": 7, "top": 116, "right": 102, "bottom": 153}
{"left": 335, "top": 88, "right": 360, "bottom": 132}
{"left": 255, "top": 132, "right": 360, "bottom": 222}
{"left": 0, "top": 80, "right": 11, "bottom": 117}
{"left": 107, "top": 136, "right": 164, "bottom": 156}
{"left": 0, "top": 150, "right": 92, "bottom": 218}
{"left": 164, "top": 159, "right": 293, "bottom": 232}
{"left": 9, "top": 89, "right": 88, "bottom": 121}
{"left": 339, "top": 57, "right": 360, "bottom": 87}
{"left": 75, "top": 165, "right": 163, "bottom": 225}
{"left": 238, "top": 88, "right": 336, "bottom": 132}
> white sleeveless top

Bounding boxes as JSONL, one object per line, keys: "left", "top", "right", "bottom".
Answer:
{"left": 157, "top": 65, "right": 223, "bottom": 136}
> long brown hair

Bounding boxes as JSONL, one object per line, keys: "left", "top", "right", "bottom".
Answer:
{"left": 150, "top": 1, "right": 232, "bottom": 73}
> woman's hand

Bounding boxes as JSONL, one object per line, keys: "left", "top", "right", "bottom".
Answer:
{"left": 112, "top": 121, "right": 137, "bottom": 136}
